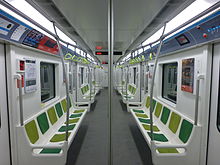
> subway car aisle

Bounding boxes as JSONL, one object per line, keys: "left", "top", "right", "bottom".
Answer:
{"left": 67, "top": 88, "right": 152, "bottom": 165}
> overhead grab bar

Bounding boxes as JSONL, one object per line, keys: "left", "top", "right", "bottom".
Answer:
{"left": 149, "top": 22, "right": 167, "bottom": 142}
{"left": 52, "top": 22, "right": 70, "bottom": 142}
{"left": 14, "top": 74, "right": 24, "bottom": 126}
{"left": 194, "top": 74, "right": 204, "bottom": 125}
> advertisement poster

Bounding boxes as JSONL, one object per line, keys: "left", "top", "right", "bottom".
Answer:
{"left": 181, "top": 58, "right": 195, "bottom": 93}
{"left": 37, "top": 36, "right": 58, "bottom": 55}
{"left": 25, "top": 59, "right": 37, "bottom": 93}
{"left": 22, "top": 29, "right": 44, "bottom": 48}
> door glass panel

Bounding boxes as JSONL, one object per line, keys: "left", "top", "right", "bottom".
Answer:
{"left": 162, "top": 62, "right": 178, "bottom": 103}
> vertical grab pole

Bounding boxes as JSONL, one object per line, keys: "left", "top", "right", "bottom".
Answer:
{"left": 52, "top": 22, "right": 70, "bottom": 141}
{"left": 14, "top": 74, "right": 24, "bottom": 126}
{"left": 88, "top": 66, "right": 92, "bottom": 102}
{"left": 108, "top": 0, "right": 114, "bottom": 164}
{"left": 126, "top": 66, "right": 129, "bottom": 101}
{"left": 149, "top": 23, "right": 167, "bottom": 142}
{"left": 194, "top": 75, "right": 204, "bottom": 125}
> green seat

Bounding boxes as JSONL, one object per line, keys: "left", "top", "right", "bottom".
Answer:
{"left": 160, "top": 107, "right": 171, "bottom": 125}
{"left": 50, "top": 132, "right": 71, "bottom": 142}
{"left": 169, "top": 112, "right": 181, "bottom": 134}
{"left": 145, "top": 97, "right": 156, "bottom": 110}
{"left": 70, "top": 113, "right": 82, "bottom": 118}
{"left": 138, "top": 118, "right": 151, "bottom": 124}
{"left": 65, "top": 118, "right": 80, "bottom": 124}
{"left": 132, "top": 109, "right": 144, "bottom": 113}
{"left": 146, "top": 96, "right": 150, "bottom": 108}
{"left": 40, "top": 148, "right": 62, "bottom": 154}
{"left": 81, "top": 87, "right": 85, "bottom": 95}
{"left": 179, "top": 119, "right": 193, "bottom": 143}
{"left": 58, "top": 124, "right": 76, "bottom": 132}
{"left": 55, "top": 103, "right": 63, "bottom": 118}
{"left": 47, "top": 107, "right": 58, "bottom": 125}
{"left": 61, "top": 99, "right": 67, "bottom": 113}
{"left": 133, "top": 87, "right": 136, "bottom": 94}
{"left": 154, "top": 103, "right": 162, "bottom": 118}
{"left": 147, "top": 132, "right": 168, "bottom": 142}
{"left": 135, "top": 113, "right": 148, "bottom": 118}
{"left": 37, "top": 112, "right": 50, "bottom": 134}
{"left": 74, "top": 109, "right": 85, "bottom": 113}
{"left": 25, "top": 120, "right": 39, "bottom": 144}
{"left": 157, "top": 148, "right": 179, "bottom": 153}
{"left": 142, "top": 124, "right": 160, "bottom": 132}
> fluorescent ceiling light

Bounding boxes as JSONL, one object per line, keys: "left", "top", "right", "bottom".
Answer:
{"left": 142, "top": 0, "right": 219, "bottom": 46}
{"left": 4, "top": 0, "right": 76, "bottom": 45}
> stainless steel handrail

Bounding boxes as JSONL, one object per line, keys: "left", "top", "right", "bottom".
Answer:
{"left": 52, "top": 22, "right": 70, "bottom": 142}
{"left": 149, "top": 23, "right": 167, "bottom": 141}
{"left": 194, "top": 74, "right": 204, "bottom": 125}
{"left": 14, "top": 74, "right": 24, "bottom": 126}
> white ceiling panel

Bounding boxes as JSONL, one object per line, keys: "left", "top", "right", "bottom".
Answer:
{"left": 26, "top": 0, "right": 194, "bottom": 62}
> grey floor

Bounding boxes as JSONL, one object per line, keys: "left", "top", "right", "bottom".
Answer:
{"left": 66, "top": 88, "right": 153, "bottom": 165}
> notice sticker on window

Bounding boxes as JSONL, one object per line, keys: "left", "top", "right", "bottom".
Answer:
{"left": 181, "top": 58, "right": 195, "bottom": 93}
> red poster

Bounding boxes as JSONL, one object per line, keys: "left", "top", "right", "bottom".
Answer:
{"left": 37, "top": 36, "right": 58, "bottom": 55}
{"left": 181, "top": 58, "right": 194, "bottom": 93}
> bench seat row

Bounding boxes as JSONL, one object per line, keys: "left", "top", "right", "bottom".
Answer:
{"left": 23, "top": 98, "right": 87, "bottom": 154}
{"left": 130, "top": 96, "right": 193, "bottom": 152}
{"left": 129, "top": 96, "right": 201, "bottom": 165}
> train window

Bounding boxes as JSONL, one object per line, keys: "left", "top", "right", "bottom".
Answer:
{"left": 80, "top": 67, "right": 84, "bottom": 84}
{"left": 133, "top": 68, "right": 137, "bottom": 84}
{"left": 162, "top": 62, "right": 178, "bottom": 103}
{"left": 40, "top": 62, "right": 55, "bottom": 103}
{"left": 145, "top": 65, "right": 149, "bottom": 93}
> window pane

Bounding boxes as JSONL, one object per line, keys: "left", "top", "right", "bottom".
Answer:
{"left": 133, "top": 68, "right": 136, "bottom": 85}
{"left": 162, "top": 62, "right": 178, "bottom": 103}
{"left": 145, "top": 65, "right": 149, "bottom": 93}
{"left": 40, "top": 62, "right": 55, "bottom": 102}
{"left": 80, "top": 68, "right": 84, "bottom": 84}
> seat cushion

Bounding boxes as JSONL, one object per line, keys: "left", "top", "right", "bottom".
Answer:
{"left": 74, "top": 109, "right": 85, "bottom": 113}
{"left": 25, "top": 120, "right": 39, "bottom": 144}
{"left": 47, "top": 107, "right": 58, "bottom": 125}
{"left": 37, "top": 112, "right": 50, "bottom": 134}
{"left": 65, "top": 118, "right": 80, "bottom": 124}
{"left": 61, "top": 99, "right": 67, "bottom": 113}
{"left": 58, "top": 124, "right": 76, "bottom": 132}
{"left": 154, "top": 103, "right": 162, "bottom": 118}
{"left": 179, "top": 119, "right": 193, "bottom": 143}
{"left": 70, "top": 113, "right": 82, "bottom": 118}
{"left": 55, "top": 103, "right": 64, "bottom": 118}
{"left": 138, "top": 118, "right": 151, "bottom": 124}
{"left": 157, "top": 148, "right": 179, "bottom": 153}
{"left": 142, "top": 124, "right": 160, "bottom": 132}
{"left": 147, "top": 132, "right": 168, "bottom": 142}
{"left": 135, "top": 113, "right": 148, "bottom": 118}
{"left": 50, "top": 132, "right": 71, "bottom": 142}
{"left": 132, "top": 109, "right": 145, "bottom": 113}
{"left": 169, "top": 112, "right": 181, "bottom": 134}
{"left": 160, "top": 107, "right": 171, "bottom": 125}
{"left": 40, "top": 148, "right": 62, "bottom": 154}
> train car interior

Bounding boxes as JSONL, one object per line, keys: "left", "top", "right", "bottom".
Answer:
{"left": 0, "top": 0, "right": 220, "bottom": 165}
